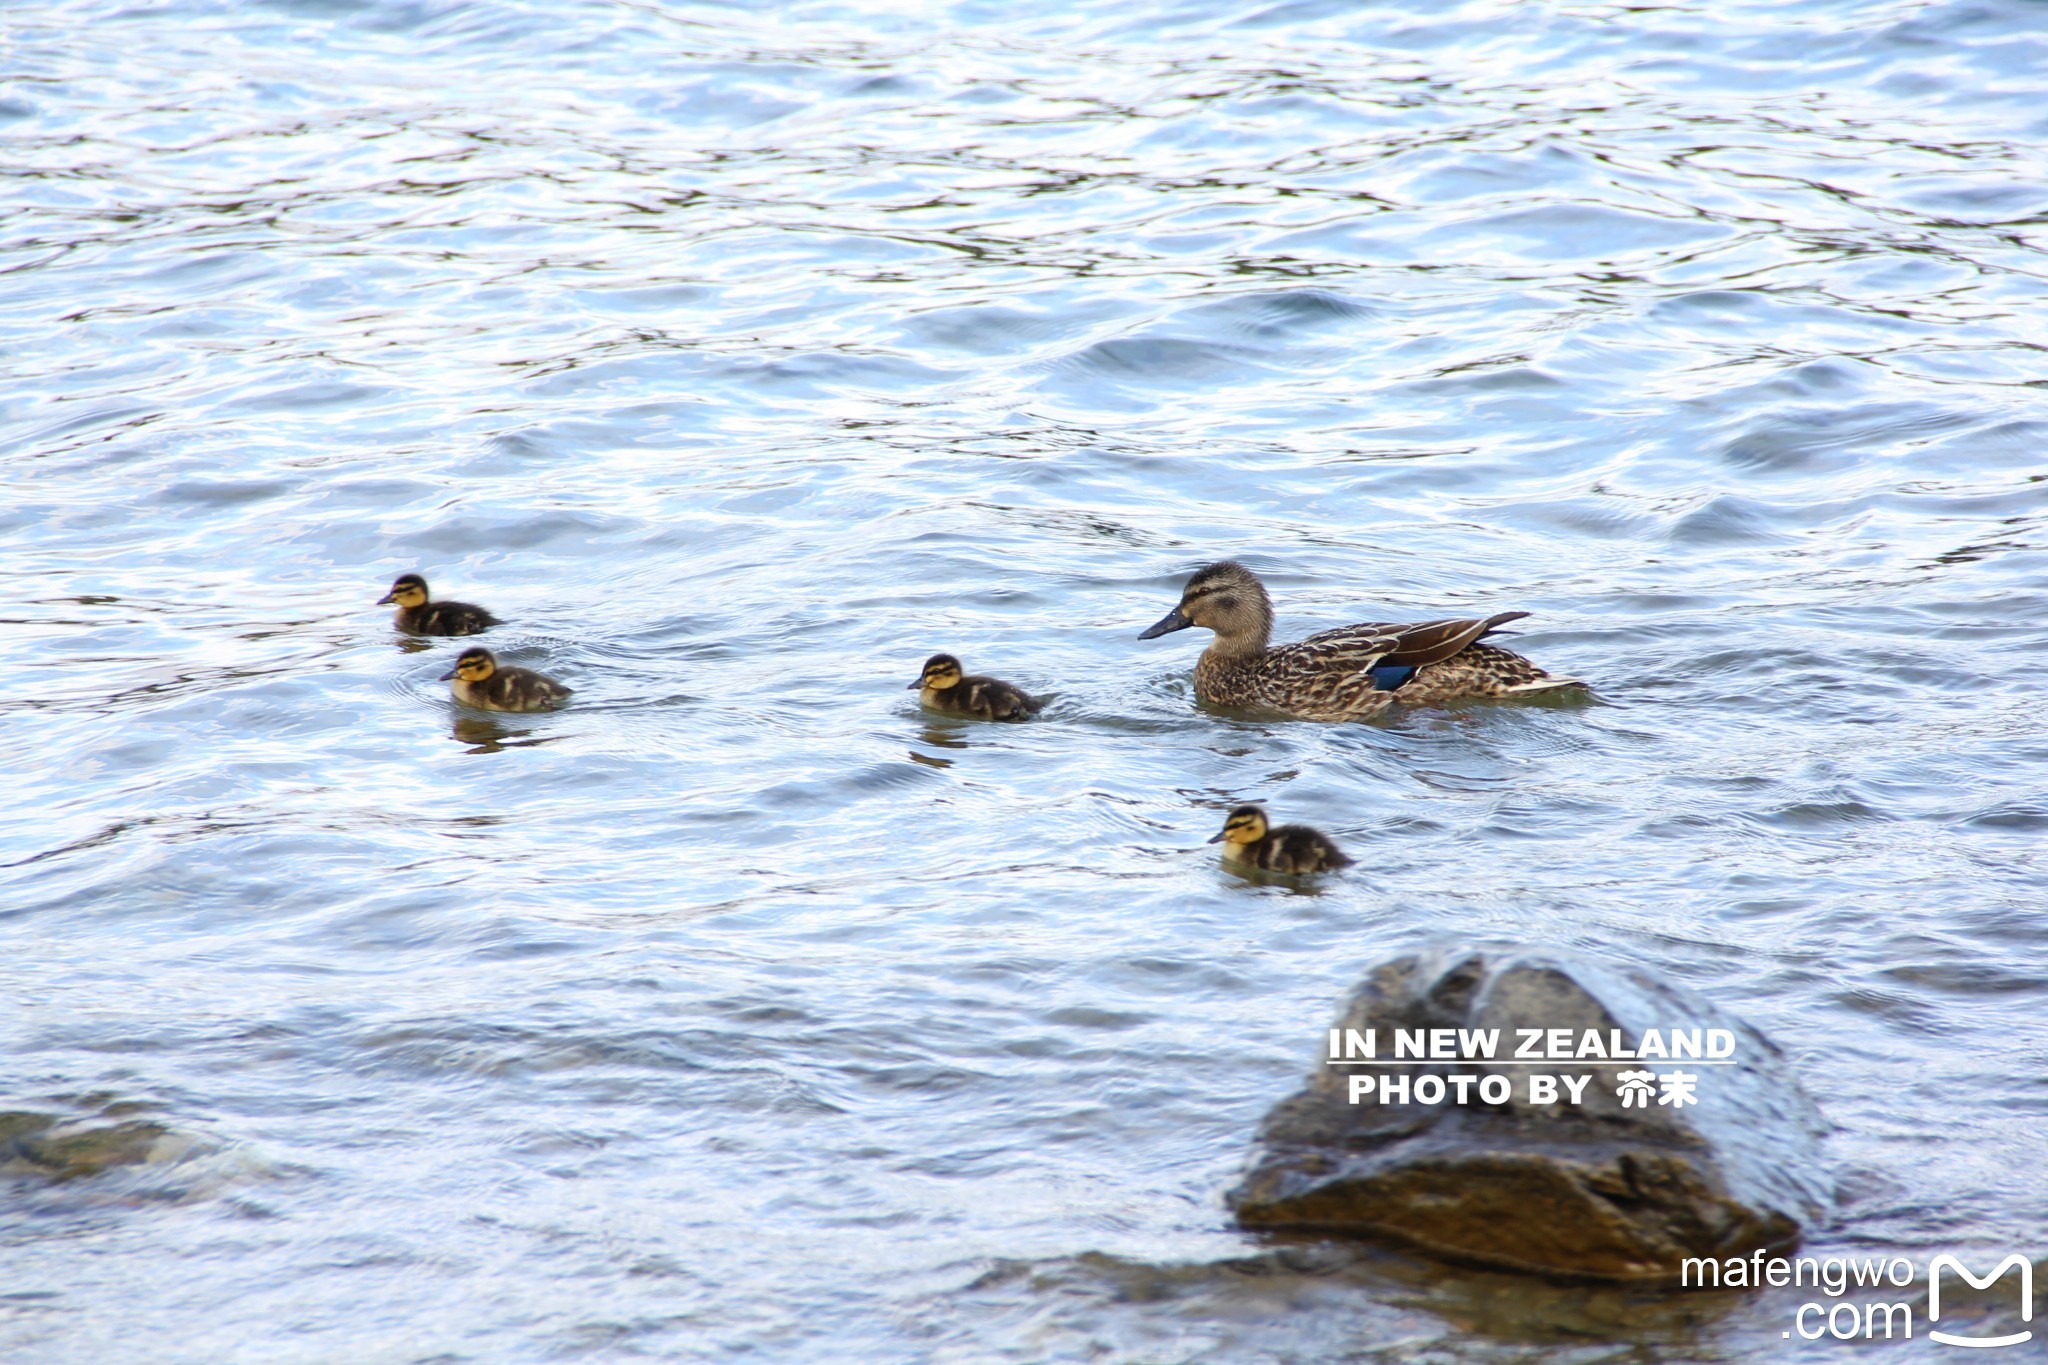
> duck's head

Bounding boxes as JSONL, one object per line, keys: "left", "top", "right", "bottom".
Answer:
{"left": 1138, "top": 560, "right": 1273, "bottom": 649}
{"left": 911, "top": 653, "right": 964, "bottom": 691}
{"left": 379, "top": 573, "right": 430, "bottom": 608}
{"left": 1208, "top": 804, "right": 1269, "bottom": 848}
{"left": 439, "top": 646, "right": 496, "bottom": 683}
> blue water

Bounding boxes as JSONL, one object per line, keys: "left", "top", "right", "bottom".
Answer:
{"left": 3, "top": 0, "right": 2045, "bottom": 1359}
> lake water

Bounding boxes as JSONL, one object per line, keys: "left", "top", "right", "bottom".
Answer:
{"left": 3, "top": 0, "right": 2045, "bottom": 1359}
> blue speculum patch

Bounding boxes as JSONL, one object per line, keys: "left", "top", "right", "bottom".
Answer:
{"left": 1369, "top": 662, "right": 1418, "bottom": 691}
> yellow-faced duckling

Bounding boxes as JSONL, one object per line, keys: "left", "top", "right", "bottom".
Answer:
{"left": 1209, "top": 804, "right": 1352, "bottom": 875}
{"left": 440, "top": 646, "right": 572, "bottom": 713}
{"left": 909, "top": 653, "right": 1042, "bottom": 721}
{"left": 378, "top": 572, "right": 501, "bottom": 636}
{"left": 1139, "top": 560, "right": 1581, "bottom": 721}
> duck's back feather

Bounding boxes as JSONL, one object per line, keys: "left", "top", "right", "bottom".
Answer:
{"left": 1295, "top": 610, "right": 1526, "bottom": 667}
{"left": 1203, "top": 610, "right": 1575, "bottom": 717}
{"left": 459, "top": 666, "right": 571, "bottom": 712}
{"left": 404, "top": 599, "right": 502, "bottom": 636}
{"left": 1402, "top": 642, "right": 1582, "bottom": 702}
{"left": 928, "top": 674, "right": 1040, "bottom": 721}
{"left": 1243, "top": 824, "right": 1352, "bottom": 874}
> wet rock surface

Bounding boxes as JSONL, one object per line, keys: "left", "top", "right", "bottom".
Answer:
{"left": 0, "top": 1110, "right": 209, "bottom": 1181}
{"left": 1229, "top": 949, "right": 1832, "bottom": 1281}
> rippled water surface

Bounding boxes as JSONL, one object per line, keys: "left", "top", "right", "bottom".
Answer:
{"left": 5, "top": 0, "right": 2047, "bottom": 1359}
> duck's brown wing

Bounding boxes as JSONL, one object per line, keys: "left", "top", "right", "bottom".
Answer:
{"left": 1299, "top": 611, "right": 1528, "bottom": 669}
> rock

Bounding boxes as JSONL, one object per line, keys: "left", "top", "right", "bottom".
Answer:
{"left": 0, "top": 1110, "right": 58, "bottom": 1145}
{"left": 0, "top": 1114, "right": 201, "bottom": 1180}
{"left": 1228, "top": 948, "right": 1832, "bottom": 1281}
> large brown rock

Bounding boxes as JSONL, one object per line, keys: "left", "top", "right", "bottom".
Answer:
{"left": 1228, "top": 948, "right": 1831, "bottom": 1281}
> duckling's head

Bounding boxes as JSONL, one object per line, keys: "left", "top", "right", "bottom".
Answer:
{"left": 378, "top": 573, "right": 430, "bottom": 608}
{"left": 439, "top": 646, "right": 496, "bottom": 683}
{"left": 1138, "top": 560, "right": 1273, "bottom": 649}
{"left": 1207, "top": 804, "right": 1270, "bottom": 848}
{"left": 911, "top": 653, "right": 964, "bottom": 691}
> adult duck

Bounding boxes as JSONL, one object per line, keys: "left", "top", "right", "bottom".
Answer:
{"left": 1139, "top": 560, "right": 1579, "bottom": 721}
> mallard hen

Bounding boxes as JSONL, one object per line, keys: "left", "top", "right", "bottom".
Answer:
{"left": 1139, "top": 560, "right": 1578, "bottom": 721}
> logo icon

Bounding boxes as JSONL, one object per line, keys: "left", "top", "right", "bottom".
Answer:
{"left": 1927, "top": 1254, "right": 2033, "bottom": 1349}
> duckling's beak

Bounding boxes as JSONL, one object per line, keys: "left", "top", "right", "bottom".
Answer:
{"left": 438, "top": 665, "right": 458, "bottom": 680}
{"left": 1206, "top": 829, "right": 1229, "bottom": 844}
{"left": 907, "top": 677, "right": 925, "bottom": 690}
{"left": 1138, "top": 605, "right": 1193, "bottom": 639}
{"left": 376, "top": 590, "right": 398, "bottom": 605}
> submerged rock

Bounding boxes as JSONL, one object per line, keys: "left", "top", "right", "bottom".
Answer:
{"left": 0, "top": 1112, "right": 207, "bottom": 1181}
{"left": 1228, "top": 948, "right": 1831, "bottom": 1281}
{"left": 948, "top": 1243, "right": 1746, "bottom": 1359}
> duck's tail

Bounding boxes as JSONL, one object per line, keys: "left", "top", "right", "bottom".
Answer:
{"left": 1500, "top": 672, "right": 1587, "bottom": 694}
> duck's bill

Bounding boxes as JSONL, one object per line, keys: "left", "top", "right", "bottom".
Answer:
{"left": 376, "top": 591, "right": 397, "bottom": 604}
{"left": 1206, "top": 830, "right": 1228, "bottom": 844}
{"left": 1138, "top": 606, "right": 1192, "bottom": 639}
{"left": 906, "top": 678, "right": 925, "bottom": 690}
{"left": 437, "top": 666, "right": 458, "bottom": 680}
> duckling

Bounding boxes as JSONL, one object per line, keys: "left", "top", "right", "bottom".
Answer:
{"left": 1139, "top": 560, "right": 1580, "bottom": 721}
{"left": 377, "top": 572, "right": 501, "bottom": 636}
{"left": 909, "top": 653, "right": 1042, "bottom": 721}
{"left": 440, "top": 646, "right": 572, "bottom": 713}
{"left": 1209, "top": 804, "right": 1352, "bottom": 875}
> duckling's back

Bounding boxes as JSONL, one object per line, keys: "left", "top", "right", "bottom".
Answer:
{"left": 405, "top": 599, "right": 501, "bottom": 636}
{"left": 1255, "top": 825, "right": 1352, "bottom": 875}
{"left": 937, "top": 675, "right": 1041, "bottom": 721}
{"left": 464, "top": 665, "right": 571, "bottom": 712}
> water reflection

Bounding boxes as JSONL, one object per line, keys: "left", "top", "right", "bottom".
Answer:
{"left": 915, "top": 718, "right": 974, "bottom": 751}
{"left": 449, "top": 715, "right": 560, "bottom": 754}
{"left": 1217, "top": 862, "right": 1338, "bottom": 895}
{"left": 950, "top": 1242, "right": 1749, "bottom": 1358}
